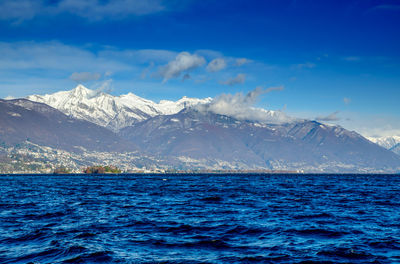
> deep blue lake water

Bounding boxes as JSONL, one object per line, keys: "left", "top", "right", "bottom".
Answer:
{"left": 0, "top": 174, "right": 400, "bottom": 263}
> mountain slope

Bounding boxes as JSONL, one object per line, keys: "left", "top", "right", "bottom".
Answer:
{"left": 120, "top": 109, "right": 266, "bottom": 167}
{"left": 0, "top": 99, "right": 135, "bottom": 152}
{"left": 120, "top": 109, "right": 400, "bottom": 172}
{"left": 27, "top": 85, "right": 212, "bottom": 131}
{"left": 391, "top": 143, "right": 400, "bottom": 155}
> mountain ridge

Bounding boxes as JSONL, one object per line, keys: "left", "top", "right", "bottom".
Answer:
{"left": 0, "top": 85, "right": 397, "bottom": 172}
{"left": 120, "top": 108, "right": 400, "bottom": 172}
{"left": 0, "top": 98, "right": 135, "bottom": 153}
{"left": 368, "top": 136, "right": 400, "bottom": 149}
{"left": 26, "top": 84, "right": 292, "bottom": 132}
{"left": 27, "top": 84, "right": 213, "bottom": 131}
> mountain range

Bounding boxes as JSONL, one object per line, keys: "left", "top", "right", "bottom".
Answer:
{"left": 0, "top": 84, "right": 399, "bottom": 173}
{"left": 27, "top": 85, "right": 212, "bottom": 132}
{"left": 368, "top": 136, "right": 400, "bottom": 155}
{"left": 121, "top": 108, "right": 400, "bottom": 172}
{"left": 0, "top": 99, "right": 134, "bottom": 152}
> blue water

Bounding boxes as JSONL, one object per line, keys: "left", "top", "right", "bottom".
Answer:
{"left": 0, "top": 174, "right": 400, "bottom": 263}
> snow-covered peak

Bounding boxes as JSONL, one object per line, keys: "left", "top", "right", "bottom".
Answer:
{"left": 158, "top": 96, "right": 212, "bottom": 115}
{"left": 26, "top": 84, "right": 212, "bottom": 131}
{"left": 70, "top": 84, "right": 93, "bottom": 99}
{"left": 26, "top": 84, "right": 295, "bottom": 132}
{"left": 367, "top": 135, "right": 400, "bottom": 149}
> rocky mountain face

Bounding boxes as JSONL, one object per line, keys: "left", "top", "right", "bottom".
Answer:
{"left": 0, "top": 99, "right": 135, "bottom": 152}
{"left": 0, "top": 85, "right": 398, "bottom": 172}
{"left": 27, "top": 85, "right": 211, "bottom": 131}
{"left": 120, "top": 108, "right": 400, "bottom": 172}
{"left": 121, "top": 109, "right": 267, "bottom": 167}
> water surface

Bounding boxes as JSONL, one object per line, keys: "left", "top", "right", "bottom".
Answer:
{"left": 0, "top": 174, "right": 400, "bottom": 263}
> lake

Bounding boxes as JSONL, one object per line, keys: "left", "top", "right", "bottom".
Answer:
{"left": 0, "top": 174, "right": 400, "bottom": 263}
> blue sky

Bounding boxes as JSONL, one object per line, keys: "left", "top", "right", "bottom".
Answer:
{"left": 0, "top": 0, "right": 399, "bottom": 137}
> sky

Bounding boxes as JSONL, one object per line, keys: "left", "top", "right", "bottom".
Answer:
{"left": 0, "top": 0, "right": 399, "bottom": 138}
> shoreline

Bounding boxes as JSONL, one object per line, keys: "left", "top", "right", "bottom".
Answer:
{"left": 0, "top": 172, "right": 398, "bottom": 176}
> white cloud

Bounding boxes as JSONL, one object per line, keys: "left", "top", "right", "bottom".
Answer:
{"left": 0, "top": 41, "right": 258, "bottom": 97}
{"left": 222, "top": 73, "right": 246, "bottom": 86}
{"left": 158, "top": 52, "right": 206, "bottom": 83}
{"left": 0, "top": 0, "right": 165, "bottom": 22}
{"left": 4, "top": 95, "right": 15, "bottom": 100}
{"left": 70, "top": 72, "right": 101, "bottom": 83}
{"left": 0, "top": 42, "right": 195, "bottom": 76}
{"left": 87, "top": 79, "right": 114, "bottom": 99}
{"left": 235, "top": 58, "right": 251, "bottom": 66}
{"left": 206, "top": 58, "right": 227, "bottom": 72}
{"left": 336, "top": 112, "right": 400, "bottom": 138}
{"left": 194, "top": 50, "right": 224, "bottom": 60}
{"left": 59, "top": 0, "right": 165, "bottom": 19}
{"left": 0, "top": 0, "right": 41, "bottom": 22}
{"left": 315, "top": 111, "right": 340, "bottom": 122}
{"left": 95, "top": 79, "right": 113, "bottom": 93}
{"left": 251, "top": 86, "right": 285, "bottom": 97}
{"left": 0, "top": 41, "right": 130, "bottom": 72}
{"left": 0, "top": 41, "right": 184, "bottom": 97}
{"left": 196, "top": 86, "right": 291, "bottom": 123}
{"left": 287, "top": 110, "right": 400, "bottom": 139}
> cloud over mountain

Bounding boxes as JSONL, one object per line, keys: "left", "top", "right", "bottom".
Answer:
{"left": 316, "top": 111, "right": 340, "bottom": 122}
{"left": 196, "top": 86, "right": 291, "bottom": 123}
{"left": 70, "top": 72, "right": 101, "bottom": 83}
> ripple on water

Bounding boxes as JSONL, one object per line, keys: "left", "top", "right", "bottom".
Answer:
{"left": 62, "top": 250, "right": 114, "bottom": 263}
{"left": 287, "top": 228, "right": 349, "bottom": 238}
{"left": 0, "top": 174, "right": 399, "bottom": 263}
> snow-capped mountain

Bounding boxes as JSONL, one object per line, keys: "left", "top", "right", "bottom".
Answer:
{"left": 0, "top": 99, "right": 134, "bottom": 152}
{"left": 120, "top": 108, "right": 400, "bottom": 172}
{"left": 27, "top": 85, "right": 212, "bottom": 131}
{"left": 1, "top": 86, "right": 399, "bottom": 172}
{"left": 26, "top": 84, "right": 294, "bottom": 132}
{"left": 367, "top": 136, "right": 400, "bottom": 150}
{"left": 374, "top": 136, "right": 400, "bottom": 156}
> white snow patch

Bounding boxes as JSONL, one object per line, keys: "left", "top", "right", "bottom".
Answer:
{"left": 27, "top": 84, "right": 211, "bottom": 131}
{"left": 7, "top": 112, "right": 21, "bottom": 117}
